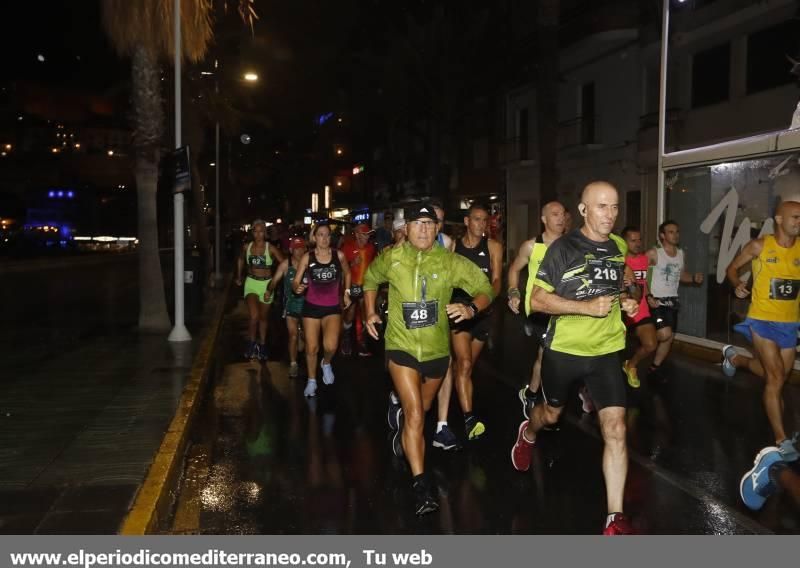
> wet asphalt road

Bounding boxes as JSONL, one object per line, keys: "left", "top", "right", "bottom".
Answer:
{"left": 172, "top": 302, "right": 800, "bottom": 534}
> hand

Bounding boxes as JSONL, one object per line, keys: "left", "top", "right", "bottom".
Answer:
{"left": 294, "top": 282, "right": 307, "bottom": 295}
{"left": 621, "top": 298, "right": 639, "bottom": 317}
{"left": 734, "top": 282, "right": 750, "bottom": 299}
{"left": 342, "top": 293, "right": 352, "bottom": 310}
{"left": 693, "top": 272, "right": 704, "bottom": 285}
{"left": 446, "top": 303, "right": 474, "bottom": 323}
{"left": 646, "top": 295, "right": 660, "bottom": 309}
{"left": 585, "top": 295, "right": 612, "bottom": 318}
{"left": 508, "top": 295, "right": 521, "bottom": 314}
{"left": 623, "top": 273, "right": 634, "bottom": 288}
{"left": 365, "top": 313, "right": 383, "bottom": 340}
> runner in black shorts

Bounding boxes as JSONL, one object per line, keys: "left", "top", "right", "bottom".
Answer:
{"left": 510, "top": 181, "right": 640, "bottom": 535}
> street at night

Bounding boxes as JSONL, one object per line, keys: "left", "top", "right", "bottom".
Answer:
{"left": 1, "top": 0, "right": 800, "bottom": 551}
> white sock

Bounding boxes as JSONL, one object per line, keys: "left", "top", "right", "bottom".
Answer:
{"left": 389, "top": 391, "right": 400, "bottom": 405}
{"left": 343, "top": 322, "right": 353, "bottom": 330}
{"left": 436, "top": 421, "right": 448, "bottom": 433}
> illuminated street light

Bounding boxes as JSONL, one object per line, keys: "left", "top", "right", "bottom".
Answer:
{"left": 243, "top": 72, "right": 259, "bottom": 82}
{"left": 107, "top": 149, "right": 114, "bottom": 156}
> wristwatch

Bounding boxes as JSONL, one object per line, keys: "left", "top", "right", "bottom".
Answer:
{"left": 468, "top": 302, "right": 480, "bottom": 317}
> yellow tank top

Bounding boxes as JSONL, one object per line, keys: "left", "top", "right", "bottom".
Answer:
{"left": 748, "top": 234, "right": 800, "bottom": 323}
{"left": 525, "top": 236, "right": 548, "bottom": 316}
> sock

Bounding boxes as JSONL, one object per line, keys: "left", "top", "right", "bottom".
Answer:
{"left": 412, "top": 472, "right": 426, "bottom": 487}
{"left": 464, "top": 412, "right": 474, "bottom": 423}
{"left": 390, "top": 391, "right": 400, "bottom": 405}
{"left": 606, "top": 513, "right": 622, "bottom": 527}
{"left": 436, "top": 421, "right": 447, "bottom": 433}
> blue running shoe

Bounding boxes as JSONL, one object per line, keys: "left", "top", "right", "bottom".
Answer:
{"left": 777, "top": 433, "right": 799, "bottom": 462}
{"left": 721, "top": 344, "right": 737, "bottom": 377}
{"left": 432, "top": 424, "right": 460, "bottom": 450}
{"left": 740, "top": 446, "right": 782, "bottom": 510}
{"left": 387, "top": 400, "right": 402, "bottom": 430}
{"left": 392, "top": 411, "right": 404, "bottom": 458}
{"left": 244, "top": 340, "right": 257, "bottom": 360}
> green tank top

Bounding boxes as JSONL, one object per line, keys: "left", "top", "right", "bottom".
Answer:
{"left": 284, "top": 263, "right": 305, "bottom": 314}
{"left": 525, "top": 235, "right": 548, "bottom": 317}
{"left": 247, "top": 242, "right": 273, "bottom": 270}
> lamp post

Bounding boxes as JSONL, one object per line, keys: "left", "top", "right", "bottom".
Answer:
{"left": 168, "top": 0, "right": 191, "bottom": 342}
{"left": 656, "top": 0, "right": 679, "bottom": 228}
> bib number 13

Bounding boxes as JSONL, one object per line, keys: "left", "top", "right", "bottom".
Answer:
{"left": 771, "top": 278, "right": 800, "bottom": 300}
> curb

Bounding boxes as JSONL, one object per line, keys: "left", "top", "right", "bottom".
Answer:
{"left": 119, "top": 277, "right": 232, "bottom": 535}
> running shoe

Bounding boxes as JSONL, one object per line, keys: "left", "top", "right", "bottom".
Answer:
{"left": 464, "top": 415, "right": 486, "bottom": 441}
{"left": 340, "top": 328, "right": 353, "bottom": 356}
{"left": 387, "top": 401, "right": 403, "bottom": 431}
{"left": 321, "top": 361, "right": 335, "bottom": 385}
{"left": 244, "top": 340, "right": 257, "bottom": 360}
{"left": 740, "top": 446, "right": 783, "bottom": 510}
{"left": 523, "top": 318, "right": 534, "bottom": 337}
{"left": 251, "top": 343, "right": 262, "bottom": 361}
{"left": 579, "top": 386, "right": 595, "bottom": 413}
{"left": 518, "top": 386, "right": 538, "bottom": 420}
{"left": 303, "top": 378, "right": 318, "bottom": 398}
{"left": 258, "top": 344, "right": 268, "bottom": 362}
{"left": 288, "top": 362, "right": 299, "bottom": 378}
{"left": 623, "top": 360, "right": 640, "bottom": 388}
{"left": 777, "top": 433, "right": 799, "bottom": 462}
{"left": 357, "top": 341, "right": 372, "bottom": 357}
{"left": 412, "top": 477, "right": 439, "bottom": 516}
{"left": 721, "top": 344, "right": 737, "bottom": 377}
{"left": 511, "top": 420, "right": 535, "bottom": 471}
{"left": 603, "top": 513, "right": 635, "bottom": 535}
{"left": 392, "top": 411, "right": 405, "bottom": 458}
{"left": 433, "top": 425, "right": 460, "bottom": 450}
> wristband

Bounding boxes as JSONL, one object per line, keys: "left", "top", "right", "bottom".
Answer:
{"left": 468, "top": 302, "right": 480, "bottom": 317}
{"left": 508, "top": 288, "right": 521, "bottom": 298}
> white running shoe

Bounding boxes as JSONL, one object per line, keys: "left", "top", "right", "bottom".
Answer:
{"left": 304, "top": 378, "right": 318, "bottom": 398}
{"left": 321, "top": 362, "right": 335, "bottom": 385}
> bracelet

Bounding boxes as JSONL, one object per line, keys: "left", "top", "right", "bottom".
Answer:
{"left": 508, "top": 288, "right": 521, "bottom": 298}
{"left": 468, "top": 302, "right": 479, "bottom": 317}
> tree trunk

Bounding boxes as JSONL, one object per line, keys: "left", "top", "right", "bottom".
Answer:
{"left": 131, "top": 45, "right": 171, "bottom": 333}
{"left": 536, "top": 0, "right": 560, "bottom": 205}
{"left": 135, "top": 153, "right": 171, "bottom": 333}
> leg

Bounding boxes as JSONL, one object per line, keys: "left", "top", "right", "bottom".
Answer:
{"left": 452, "top": 330, "right": 475, "bottom": 413}
{"left": 246, "top": 294, "right": 260, "bottom": 341}
{"left": 598, "top": 406, "right": 628, "bottom": 514}
{"left": 287, "top": 316, "right": 299, "bottom": 364}
{"left": 389, "top": 361, "right": 428, "bottom": 476}
{"left": 257, "top": 302, "right": 270, "bottom": 344}
{"left": 303, "top": 317, "right": 322, "bottom": 379}
{"left": 652, "top": 326, "right": 674, "bottom": 367}
{"left": 750, "top": 332, "right": 790, "bottom": 443}
{"left": 526, "top": 402, "right": 564, "bottom": 440}
{"left": 320, "top": 314, "right": 341, "bottom": 364}
{"left": 629, "top": 323, "right": 657, "bottom": 369}
{"left": 436, "top": 363, "right": 454, "bottom": 423}
{"left": 529, "top": 347, "right": 544, "bottom": 393}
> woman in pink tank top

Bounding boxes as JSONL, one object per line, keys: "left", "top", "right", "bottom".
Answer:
{"left": 292, "top": 223, "right": 352, "bottom": 397}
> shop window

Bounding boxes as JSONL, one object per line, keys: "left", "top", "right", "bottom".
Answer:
{"left": 691, "top": 43, "right": 730, "bottom": 108}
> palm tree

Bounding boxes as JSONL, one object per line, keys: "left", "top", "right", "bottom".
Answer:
{"left": 101, "top": 1, "right": 256, "bottom": 332}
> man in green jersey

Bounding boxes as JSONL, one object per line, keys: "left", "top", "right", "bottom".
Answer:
{"left": 510, "top": 181, "right": 639, "bottom": 535}
{"left": 364, "top": 203, "right": 494, "bottom": 516}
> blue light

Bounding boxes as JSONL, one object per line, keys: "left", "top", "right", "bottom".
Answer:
{"left": 57, "top": 191, "right": 64, "bottom": 197}
{"left": 67, "top": 191, "right": 74, "bottom": 198}
{"left": 48, "top": 191, "right": 55, "bottom": 198}
{"left": 317, "top": 112, "right": 334, "bottom": 125}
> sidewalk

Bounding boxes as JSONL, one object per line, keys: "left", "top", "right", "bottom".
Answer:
{"left": 0, "top": 285, "right": 229, "bottom": 534}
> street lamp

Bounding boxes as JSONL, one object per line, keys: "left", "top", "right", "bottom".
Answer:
{"left": 243, "top": 72, "right": 258, "bottom": 82}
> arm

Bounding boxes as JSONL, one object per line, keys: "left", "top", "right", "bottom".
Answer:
{"left": 268, "top": 243, "right": 285, "bottom": 265}
{"left": 446, "top": 254, "right": 496, "bottom": 323}
{"left": 488, "top": 239, "right": 503, "bottom": 298}
{"left": 292, "top": 253, "right": 310, "bottom": 294}
{"left": 235, "top": 244, "right": 247, "bottom": 286}
{"left": 646, "top": 247, "right": 658, "bottom": 266}
{"left": 268, "top": 259, "right": 289, "bottom": 293}
{"left": 506, "top": 239, "right": 533, "bottom": 314}
{"left": 337, "top": 250, "right": 352, "bottom": 308}
{"left": 679, "top": 256, "right": 704, "bottom": 285}
{"left": 442, "top": 233, "right": 455, "bottom": 253}
{"left": 531, "top": 286, "right": 613, "bottom": 318}
{"left": 363, "top": 251, "right": 391, "bottom": 340}
{"left": 726, "top": 239, "right": 762, "bottom": 298}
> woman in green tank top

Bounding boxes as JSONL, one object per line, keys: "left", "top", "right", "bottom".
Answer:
{"left": 268, "top": 236, "right": 307, "bottom": 377}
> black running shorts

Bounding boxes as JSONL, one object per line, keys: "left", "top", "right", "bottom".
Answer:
{"left": 302, "top": 301, "right": 342, "bottom": 319}
{"left": 450, "top": 313, "right": 492, "bottom": 342}
{"left": 385, "top": 350, "right": 450, "bottom": 381}
{"left": 652, "top": 305, "right": 678, "bottom": 331}
{"left": 541, "top": 349, "right": 626, "bottom": 410}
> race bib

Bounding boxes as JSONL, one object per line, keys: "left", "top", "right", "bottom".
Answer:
{"left": 311, "top": 265, "right": 336, "bottom": 283}
{"left": 402, "top": 300, "right": 439, "bottom": 329}
{"left": 588, "top": 259, "right": 623, "bottom": 291}
{"left": 770, "top": 278, "right": 800, "bottom": 301}
{"left": 350, "top": 285, "right": 364, "bottom": 299}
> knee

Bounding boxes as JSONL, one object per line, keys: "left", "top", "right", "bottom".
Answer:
{"left": 306, "top": 343, "right": 319, "bottom": 357}
{"left": 541, "top": 405, "right": 562, "bottom": 425}
{"left": 458, "top": 358, "right": 473, "bottom": 378}
{"left": 404, "top": 405, "right": 425, "bottom": 431}
{"left": 642, "top": 339, "right": 657, "bottom": 353}
{"left": 602, "top": 417, "right": 627, "bottom": 445}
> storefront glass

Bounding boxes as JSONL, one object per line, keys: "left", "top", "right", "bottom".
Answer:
{"left": 665, "top": 153, "right": 800, "bottom": 358}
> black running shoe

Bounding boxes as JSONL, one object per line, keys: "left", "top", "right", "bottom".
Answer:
{"left": 392, "top": 411, "right": 405, "bottom": 457}
{"left": 518, "top": 386, "right": 538, "bottom": 420}
{"left": 412, "top": 477, "right": 439, "bottom": 516}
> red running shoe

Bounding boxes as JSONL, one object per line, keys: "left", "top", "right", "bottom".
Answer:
{"left": 602, "top": 513, "right": 635, "bottom": 535}
{"left": 511, "top": 420, "right": 535, "bottom": 471}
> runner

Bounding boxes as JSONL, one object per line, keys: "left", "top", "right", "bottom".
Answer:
{"left": 341, "top": 224, "right": 377, "bottom": 357}
{"left": 446, "top": 203, "right": 502, "bottom": 441}
{"left": 620, "top": 226, "right": 657, "bottom": 388}
{"left": 364, "top": 203, "right": 494, "bottom": 515}
{"left": 235, "top": 219, "right": 285, "bottom": 361}
{"left": 646, "top": 220, "right": 704, "bottom": 377}
{"left": 722, "top": 200, "right": 800, "bottom": 462}
{"left": 507, "top": 201, "right": 566, "bottom": 419}
{"left": 268, "top": 236, "right": 307, "bottom": 378}
{"left": 292, "top": 223, "right": 352, "bottom": 398}
{"left": 510, "top": 181, "right": 639, "bottom": 535}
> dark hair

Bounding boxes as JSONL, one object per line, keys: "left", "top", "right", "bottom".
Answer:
{"left": 658, "top": 220, "right": 679, "bottom": 237}
{"left": 467, "top": 202, "right": 489, "bottom": 216}
{"left": 429, "top": 199, "right": 444, "bottom": 210}
{"left": 620, "top": 226, "right": 641, "bottom": 239}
